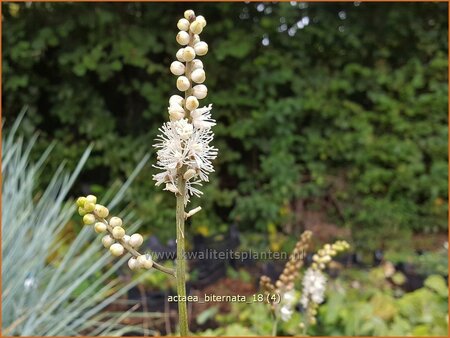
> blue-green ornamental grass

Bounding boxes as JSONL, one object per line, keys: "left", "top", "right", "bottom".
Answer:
{"left": 1, "top": 112, "right": 152, "bottom": 336}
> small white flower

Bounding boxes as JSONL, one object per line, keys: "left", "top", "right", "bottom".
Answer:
{"left": 174, "top": 119, "right": 194, "bottom": 140}
{"left": 283, "top": 290, "right": 296, "bottom": 305}
{"left": 191, "top": 104, "right": 216, "bottom": 129}
{"left": 280, "top": 305, "right": 293, "bottom": 322}
{"left": 300, "top": 268, "right": 327, "bottom": 308}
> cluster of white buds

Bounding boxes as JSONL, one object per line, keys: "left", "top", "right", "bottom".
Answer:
{"left": 76, "top": 195, "right": 173, "bottom": 274}
{"left": 154, "top": 9, "right": 217, "bottom": 203}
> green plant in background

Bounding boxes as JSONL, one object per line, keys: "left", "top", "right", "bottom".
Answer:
{"left": 1, "top": 112, "right": 152, "bottom": 335}
{"left": 312, "top": 268, "right": 448, "bottom": 336}
{"left": 260, "top": 231, "right": 350, "bottom": 335}
{"left": 74, "top": 10, "right": 215, "bottom": 336}
{"left": 3, "top": 2, "right": 447, "bottom": 253}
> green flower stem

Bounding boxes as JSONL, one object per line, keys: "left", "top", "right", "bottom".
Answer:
{"left": 176, "top": 179, "right": 189, "bottom": 336}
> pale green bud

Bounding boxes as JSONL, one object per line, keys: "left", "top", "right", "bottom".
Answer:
{"left": 84, "top": 202, "right": 95, "bottom": 213}
{"left": 110, "top": 243, "right": 124, "bottom": 256}
{"left": 94, "top": 204, "right": 109, "bottom": 218}
{"left": 83, "top": 213, "right": 96, "bottom": 225}
{"left": 112, "top": 226, "right": 125, "bottom": 239}
{"left": 102, "top": 235, "right": 114, "bottom": 248}
{"left": 129, "top": 233, "right": 144, "bottom": 248}
{"left": 76, "top": 196, "right": 86, "bottom": 207}
{"left": 94, "top": 222, "right": 107, "bottom": 233}
{"left": 86, "top": 194, "right": 97, "bottom": 204}
{"left": 109, "top": 216, "right": 122, "bottom": 227}
{"left": 177, "top": 18, "right": 190, "bottom": 31}
{"left": 185, "top": 96, "right": 199, "bottom": 111}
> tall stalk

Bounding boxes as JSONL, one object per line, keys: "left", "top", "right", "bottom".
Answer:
{"left": 176, "top": 178, "right": 188, "bottom": 335}
{"left": 76, "top": 9, "right": 216, "bottom": 337}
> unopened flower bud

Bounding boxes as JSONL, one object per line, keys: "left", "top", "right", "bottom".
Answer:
{"left": 183, "top": 168, "right": 197, "bottom": 180}
{"left": 192, "top": 84, "right": 207, "bottom": 99}
{"left": 184, "top": 9, "right": 195, "bottom": 20}
{"left": 176, "top": 76, "right": 190, "bottom": 91}
{"left": 322, "top": 255, "right": 331, "bottom": 263}
{"left": 196, "top": 15, "right": 207, "bottom": 27}
{"left": 83, "top": 214, "right": 95, "bottom": 225}
{"left": 170, "top": 61, "right": 186, "bottom": 75}
{"left": 76, "top": 197, "right": 87, "bottom": 207}
{"left": 190, "top": 20, "right": 203, "bottom": 34}
{"left": 84, "top": 202, "right": 95, "bottom": 213}
{"left": 94, "top": 222, "right": 107, "bottom": 233}
{"left": 112, "top": 226, "right": 125, "bottom": 239}
{"left": 192, "top": 34, "right": 200, "bottom": 45}
{"left": 169, "top": 111, "right": 185, "bottom": 121}
{"left": 185, "top": 96, "right": 199, "bottom": 111}
{"left": 137, "top": 254, "right": 153, "bottom": 269}
{"left": 94, "top": 204, "right": 109, "bottom": 218}
{"left": 123, "top": 234, "right": 131, "bottom": 244}
{"left": 78, "top": 207, "right": 86, "bottom": 216}
{"left": 169, "top": 94, "right": 184, "bottom": 106}
{"left": 129, "top": 233, "right": 144, "bottom": 248}
{"left": 109, "top": 216, "right": 122, "bottom": 227}
{"left": 86, "top": 195, "right": 97, "bottom": 204}
{"left": 182, "top": 46, "right": 196, "bottom": 62}
{"left": 177, "top": 18, "right": 190, "bottom": 31}
{"left": 164, "top": 182, "right": 179, "bottom": 194}
{"left": 191, "top": 68, "right": 206, "bottom": 83}
{"left": 176, "top": 48, "right": 185, "bottom": 62}
{"left": 128, "top": 257, "right": 139, "bottom": 270}
{"left": 176, "top": 31, "right": 190, "bottom": 45}
{"left": 168, "top": 105, "right": 185, "bottom": 121}
{"left": 191, "top": 59, "right": 203, "bottom": 70}
{"left": 102, "top": 235, "right": 114, "bottom": 248}
{"left": 110, "top": 243, "right": 124, "bottom": 256}
{"left": 194, "top": 41, "right": 208, "bottom": 56}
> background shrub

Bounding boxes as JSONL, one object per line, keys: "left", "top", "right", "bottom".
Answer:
{"left": 2, "top": 2, "right": 448, "bottom": 252}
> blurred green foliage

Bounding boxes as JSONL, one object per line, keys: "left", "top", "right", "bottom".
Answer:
{"left": 2, "top": 2, "right": 448, "bottom": 250}
{"left": 200, "top": 268, "right": 448, "bottom": 336}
